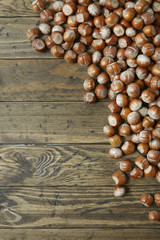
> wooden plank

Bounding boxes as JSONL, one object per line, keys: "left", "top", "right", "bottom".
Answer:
{"left": 0, "top": 186, "right": 159, "bottom": 229}
{"left": 0, "top": 145, "right": 158, "bottom": 187}
{"left": 0, "top": 228, "right": 160, "bottom": 240}
{"left": 0, "top": 17, "right": 93, "bottom": 59}
{"left": 0, "top": 0, "right": 51, "bottom": 17}
{"left": 0, "top": 59, "right": 87, "bottom": 102}
{"left": 0, "top": 102, "right": 110, "bottom": 144}
{"left": 0, "top": 17, "right": 53, "bottom": 59}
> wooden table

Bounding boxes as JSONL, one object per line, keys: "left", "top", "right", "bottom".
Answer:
{"left": 0, "top": 1, "right": 159, "bottom": 239}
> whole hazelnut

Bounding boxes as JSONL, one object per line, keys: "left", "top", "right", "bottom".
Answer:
{"left": 140, "top": 193, "right": 153, "bottom": 207}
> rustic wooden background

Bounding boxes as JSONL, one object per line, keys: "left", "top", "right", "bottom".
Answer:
{"left": 0, "top": 0, "right": 159, "bottom": 239}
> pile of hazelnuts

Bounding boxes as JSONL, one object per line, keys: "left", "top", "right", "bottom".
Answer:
{"left": 27, "top": 0, "right": 160, "bottom": 222}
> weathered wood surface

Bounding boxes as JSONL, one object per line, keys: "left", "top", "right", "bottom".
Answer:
{"left": 0, "top": 228, "right": 160, "bottom": 240}
{"left": 0, "top": 0, "right": 52, "bottom": 17}
{"left": 0, "top": 17, "right": 53, "bottom": 59}
{"left": 0, "top": 186, "right": 159, "bottom": 229}
{"left": 0, "top": 145, "right": 158, "bottom": 187}
{"left": 0, "top": 59, "right": 87, "bottom": 102}
{"left": 0, "top": 102, "right": 110, "bottom": 144}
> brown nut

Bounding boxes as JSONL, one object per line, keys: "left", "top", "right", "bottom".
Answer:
{"left": 112, "top": 171, "right": 127, "bottom": 185}
{"left": 140, "top": 193, "right": 153, "bottom": 207}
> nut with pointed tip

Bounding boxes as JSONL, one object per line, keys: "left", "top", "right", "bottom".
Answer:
{"left": 112, "top": 171, "right": 127, "bottom": 185}
{"left": 144, "top": 165, "right": 157, "bottom": 178}
{"left": 148, "top": 211, "right": 160, "bottom": 222}
{"left": 140, "top": 193, "right": 153, "bottom": 207}
{"left": 130, "top": 167, "right": 143, "bottom": 179}
{"left": 155, "top": 194, "right": 160, "bottom": 207}
{"left": 135, "top": 156, "right": 149, "bottom": 170}
{"left": 114, "top": 186, "right": 125, "bottom": 197}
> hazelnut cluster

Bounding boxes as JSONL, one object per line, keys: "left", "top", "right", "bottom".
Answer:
{"left": 27, "top": 0, "right": 160, "bottom": 221}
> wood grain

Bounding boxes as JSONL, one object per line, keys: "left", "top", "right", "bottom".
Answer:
{"left": 0, "top": 59, "right": 87, "bottom": 102}
{"left": 0, "top": 17, "right": 52, "bottom": 59}
{"left": 0, "top": 186, "right": 160, "bottom": 229}
{"left": 0, "top": 145, "right": 158, "bottom": 187}
{"left": 0, "top": 17, "right": 92, "bottom": 59}
{"left": 0, "top": 0, "right": 51, "bottom": 17}
{"left": 0, "top": 102, "right": 110, "bottom": 144}
{"left": 0, "top": 228, "right": 160, "bottom": 240}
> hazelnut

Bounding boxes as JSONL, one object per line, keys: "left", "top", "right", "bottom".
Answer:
{"left": 142, "top": 116, "right": 155, "bottom": 128}
{"left": 88, "top": 64, "right": 100, "bottom": 78}
{"left": 120, "top": 107, "right": 131, "bottom": 120}
{"left": 120, "top": 70, "right": 135, "bottom": 84}
{"left": 109, "top": 148, "right": 123, "bottom": 159}
{"left": 52, "top": 1, "right": 64, "bottom": 13}
{"left": 83, "top": 92, "right": 96, "bottom": 104}
{"left": 152, "top": 128, "right": 160, "bottom": 140}
{"left": 50, "top": 45, "right": 65, "bottom": 58}
{"left": 95, "top": 85, "right": 108, "bottom": 100}
{"left": 140, "top": 193, "right": 153, "bottom": 207}
{"left": 32, "top": 0, "right": 45, "bottom": 12}
{"left": 144, "top": 165, "right": 157, "bottom": 178}
{"left": 149, "top": 139, "right": 160, "bottom": 150}
{"left": 131, "top": 133, "right": 140, "bottom": 144}
{"left": 105, "top": 12, "right": 119, "bottom": 27}
{"left": 77, "top": 52, "right": 91, "bottom": 66}
{"left": 99, "top": 26, "right": 111, "bottom": 40}
{"left": 156, "top": 171, "right": 160, "bottom": 183}
{"left": 78, "top": 23, "right": 92, "bottom": 36}
{"left": 92, "top": 51, "right": 102, "bottom": 64}
{"left": 148, "top": 105, "right": 160, "bottom": 120}
{"left": 116, "top": 94, "right": 128, "bottom": 108}
{"left": 121, "top": 141, "right": 135, "bottom": 154}
{"left": 132, "top": 17, "right": 144, "bottom": 30}
{"left": 135, "top": 156, "right": 149, "bottom": 170}
{"left": 109, "top": 134, "right": 122, "bottom": 147}
{"left": 147, "top": 150, "right": 160, "bottom": 165}
{"left": 83, "top": 78, "right": 95, "bottom": 91}
{"left": 137, "top": 143, "right": 149, "bottom": 154}
{"left": 114, "top": 186, "right": 125, "bottom": 197}
{"left": 40, "top": 9, "right": 54, "bottom": 22}
{"left": 127, "top": 83, "right": 140, "bottom": 98}
{"left": 131, "top": 121, "right": 143, "bottom": 133}
{"left": 120, "top": 160, "right": 132, "bottom": 172}
{"left": 39, "top": 23, "right": 52, "bottom": 35}
{"left": 141, "top": 43, "right": 155, "bottom": 56}
{"left": 127, "top": 112, "right": 141, "bottom": 125}
{"left": 26, "top": 28, "right": 41, "bottom": 42}
{"left": 111, "top": 80, "right": 124, "bottom": 94}
{"left": 112, "top": 171, "right": 127, "bottom": 185}
{"left": 130, "top": 167, "right": 143, "bottom": 179}
{"left": 118, "top": 123, "right": 131, "bottom": 136}
{"left": 54, "top": 12, "right": 66, "bottom": 25}
{"left": 103, "top": 46, "right": 117, "bottom": 58}
{"left": 64, "top": 50, "right": 77, "bottom": 64}
{"left": 32, "top": 38, "right": 45, "bottom": 52}
{"left": 103, "top": 125, "right": 115, "bottom": 137}
{"left": 108, "top": 113, "right": 121, "bottom": 127}
{"left": 139, "top": 130, "right": 151, "bottom": 143}
{"left": 151, "top": 64, "right": 160, "bottom": 77}
{"left": 76, "top": 12, "right": 90, "bottom": 23}
{"left": 135, "top": 0, "right": 149, "bottom": 14}
{"left": 88, "top": 3, "right": 101, "bottom": 17}
{"left": 62, "top": 2, "right": 76, "bottom": 16}
{"left": 155, "top": 194, "right": 160, "bottom": 207}
{"left": 108, "top": 101, "right": 121, "bottom": 113}
{"left": 91, "top": 39, "right": 105, "bottom": 51}
{"left": 129, "top": 99, "right": 142, "bottom": 112}
{"left": 148, "top": 211, "right": 160, "bottom": 221}
{"left": 137, "top": 54, "right": 151, "bottom": 68}
{"left": 97, "top": 72, "right": 109, "bottom": 85}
